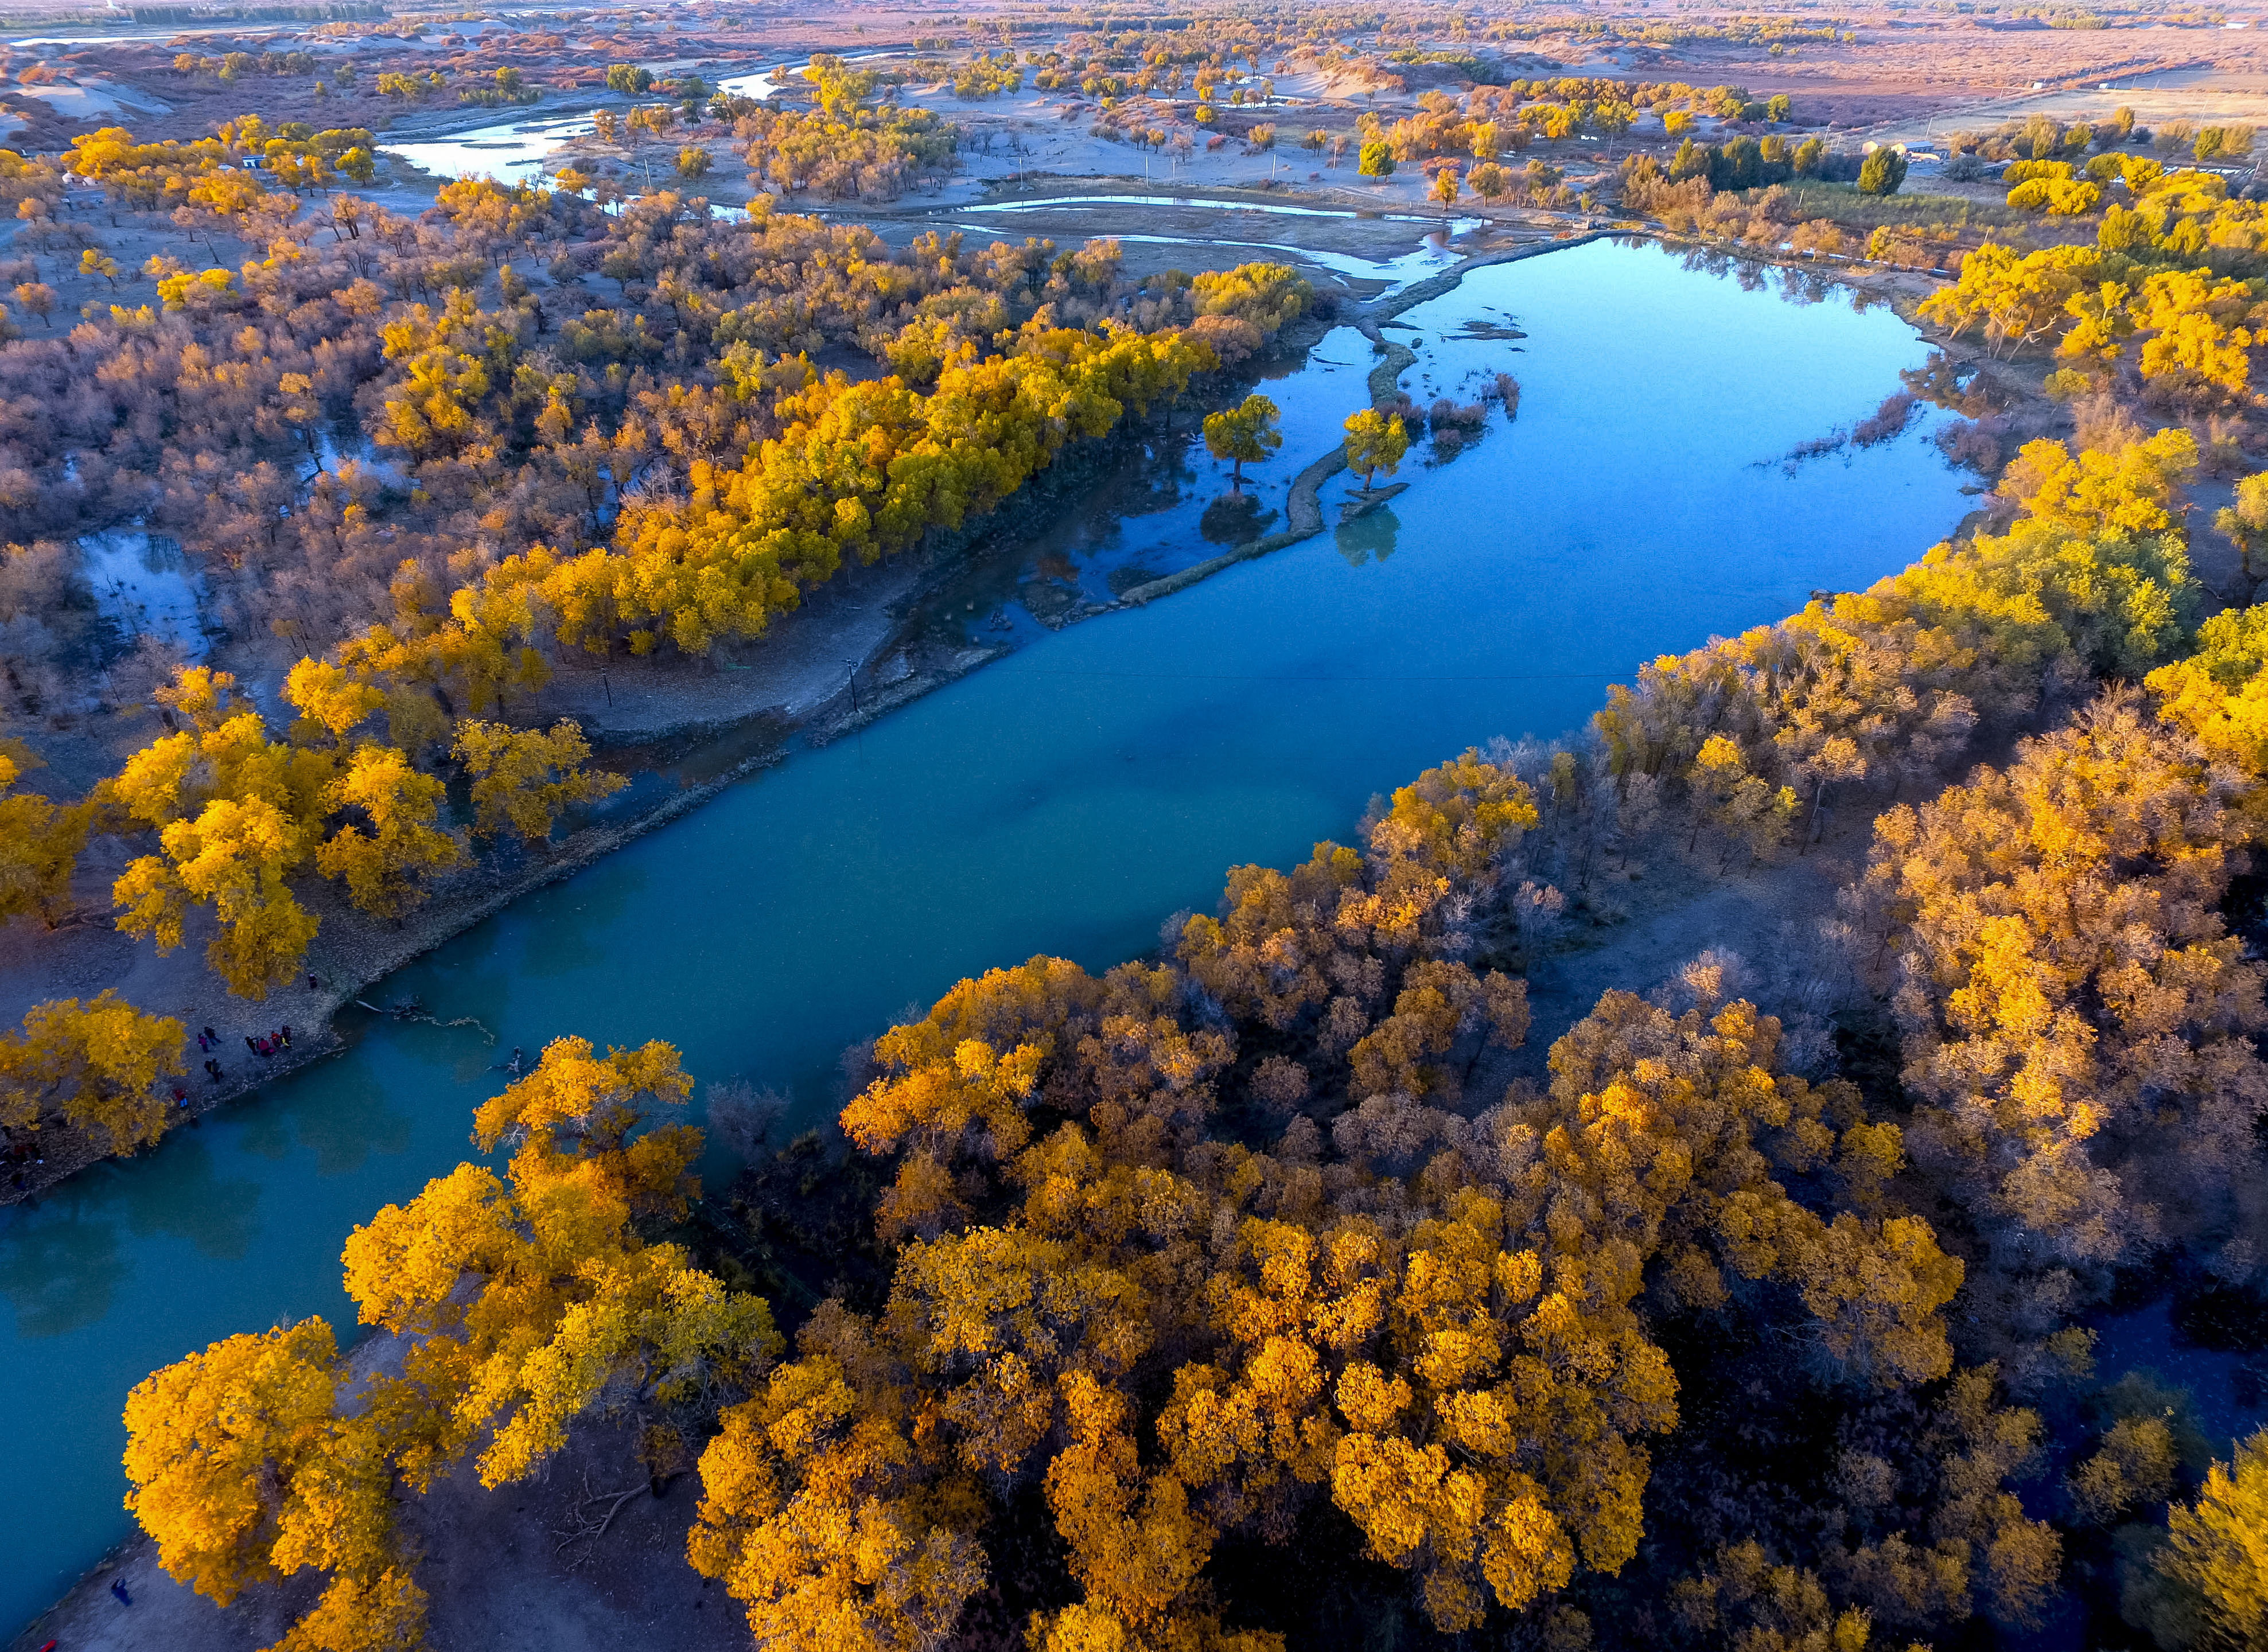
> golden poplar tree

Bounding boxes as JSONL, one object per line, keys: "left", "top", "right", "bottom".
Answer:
{"left": 0, "top": 741, "right": 91, "bottom": 928}
{"left": 123, "top": 1037, "right": 776, "bottom": 1652}
{"left": 451, "top": 718, "right": 626, "bottom": 843}
{"left": 0, "top": 991, "right": 185, "bottom": 1151}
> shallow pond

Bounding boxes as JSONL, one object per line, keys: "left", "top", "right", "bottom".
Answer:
{"left": 380, "top": 111, "right": 599, "bottom": 183}
{"left": 78, "top": 529, "right": 207, "bottom": 661}
{"left": 0, "top": 238, "right": 1975, "bottom": 1632}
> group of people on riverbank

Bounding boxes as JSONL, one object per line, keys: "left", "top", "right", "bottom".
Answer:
{"left": 192, "top": 1024, "right": 292, "bottom": 1083}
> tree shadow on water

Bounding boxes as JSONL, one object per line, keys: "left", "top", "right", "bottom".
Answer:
{"left": 0, "top": 1136, "right": 263, "bottom": 1337}
{"left": 118, "top": 1134, "right": 264, "bottom": 1259}
{"left": 235, "top": 1060, "right": 414, "bottom": 1178}
{"left": 1335, "top": 507, "right": 1401, "bottom": 568}
{"left": 1200, "top": 490, "right": 1277, "bottom": 546}
{"left": 0, "top": 1205, "right": 129, "bottom": 1338}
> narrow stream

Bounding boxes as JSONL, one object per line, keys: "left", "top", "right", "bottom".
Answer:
{"left": 2, "top": 239, "right": 1977, "bottom": 1631}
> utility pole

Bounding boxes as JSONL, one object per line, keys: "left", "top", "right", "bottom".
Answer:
{"left": 845, "top": 659, "right": 859, "bottom": 720}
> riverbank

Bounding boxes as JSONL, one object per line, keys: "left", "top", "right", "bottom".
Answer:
{"left": 13, "top": 1333, "right": 748, "bottom": 1652}
{"left": 0, "top": 294, "right": 1364, "bottom": 1205}
{"left": 0, "top": 775, "right": 1900, "bottom": 1652}
{"left": 0, "top": 221, "right": 2006, "bottom": 1209}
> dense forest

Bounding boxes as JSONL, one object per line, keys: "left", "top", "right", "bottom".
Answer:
{"left": 110, "top": 403, "right": 2268, "bottom": 1650}
{"left": 4, "top": 18, "right": 2268, "bottom": 1652}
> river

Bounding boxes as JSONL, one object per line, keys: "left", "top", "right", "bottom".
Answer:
{"left": 374, "top": 60, "right": 822, "bottom": 181}
{"left": 2, "top": 238, "right": 1977, "bottom": 1631}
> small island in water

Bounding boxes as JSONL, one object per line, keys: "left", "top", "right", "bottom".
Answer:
{"left": 2, "top": 5, "right": 2268, "bottom": 1651}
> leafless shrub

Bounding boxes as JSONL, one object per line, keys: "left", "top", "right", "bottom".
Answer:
{"left": 1332, "top": 1090, "right": 1462, "bottom": 1176}
{"left": 1782, "top": 428, "right": 1849, "bottom": 470}
{"left": 1320, "top": 995, "right": 1370, "bottom": 1057}
{"left": 1512, "top": 879, "right": 1567, "bottom": 950}
{"left": 707, "top": 1079, "right": 789, "bottom": 1159}
{"left": 1249, "top": 1055, "right": 1311, "bottom": 1118}
{"left": 1851, "top": 391, "right": 1919, "bottom": 447}
{"left": 1934, "top": 418, "right": 2003, "bottom": 475}
{"left": 2205, "top": 414, "right": 2250, "bottom": 477}
{"left": 1427, "top": 397, "right": 1487, "bottom": 431}
{"left": 2074, "top": 391, "right": 2143, "bottom": 455}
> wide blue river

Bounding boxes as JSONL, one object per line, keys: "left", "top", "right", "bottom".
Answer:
{"left": 1, "top": 239, "right": 1975, "bottom": 1630}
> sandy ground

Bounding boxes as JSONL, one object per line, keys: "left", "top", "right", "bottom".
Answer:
{"left": 11, "top": 77, "right": 169, "bottom": 120}
{"left": 1519, "top": 843, "right": 1863, "bottom": 1081}
{"left": 1849, "top": 76, "right": 2268, "bottom": 149}
{"left": 13, "top": 1417, "right": 749, "bottom": 1652}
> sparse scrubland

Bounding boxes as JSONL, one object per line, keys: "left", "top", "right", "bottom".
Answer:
{"left": 10, "top": 2, "right": 2268, "bottom": 1650}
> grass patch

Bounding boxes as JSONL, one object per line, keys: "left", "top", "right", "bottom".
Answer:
{"left": 1759, "top": 180, "right": 2026, "bottom": 231}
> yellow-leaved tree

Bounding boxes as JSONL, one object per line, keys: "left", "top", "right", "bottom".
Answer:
{"left": 1343, "top": 407, "right": 1409, "bottom": 492}
{"left": 108, "top": 668, "right": 333, "bottom": 998}
{"left": 1853, "top": 688, "right": 2268, "bottom": 1281}
{"left": 123, "top": 1035, "right": 777, "bottom": 1651}
{"left": 0, "top": 991, "right": 185, "bottom": 1151}
{"left": 2149, "top": 598, "right": 2268, "bottom": 785}
{"left": 687, "top": 750, "right": 1963, "bottom": 1648}
{"left": 0, "top": 740, "right": 93, "bottom": 928}
{"left": 2127, "top": 1429, "right": 2268, "bottom": 1649}
{"left": 107, "top": 664, "right": 475, "bottom": 995}
{"left": 312, "top": 743, "right": 462, "bottom": 920}
{"left": 452, "top": 718, "right": 625, "bottom": 843}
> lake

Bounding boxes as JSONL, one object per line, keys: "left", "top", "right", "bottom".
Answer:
{"left": 0, "top": 237, "right": 1975, "bottom": 1633}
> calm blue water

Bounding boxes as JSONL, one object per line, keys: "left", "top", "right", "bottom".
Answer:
{"left": 0, "top": 239, "right": 1973, "bottom": 1631}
